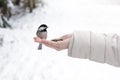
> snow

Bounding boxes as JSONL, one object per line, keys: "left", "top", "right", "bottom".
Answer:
{"left": 0, "top": 0, "right": 120, "bottom": 80}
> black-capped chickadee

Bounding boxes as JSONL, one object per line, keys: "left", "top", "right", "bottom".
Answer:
{"left": 36, "top": 24, "right": 48, "bottom": 50}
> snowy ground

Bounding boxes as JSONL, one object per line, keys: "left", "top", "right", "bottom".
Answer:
{"left": 0, "top": 0, "right": 120, "bottom": 80}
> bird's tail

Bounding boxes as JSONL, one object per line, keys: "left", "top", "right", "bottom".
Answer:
{"left": 38, "top": 43, "right": 42, "bottom": 50}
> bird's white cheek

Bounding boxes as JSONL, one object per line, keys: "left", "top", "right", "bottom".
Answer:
{"left": 39, "top": 27, "right": 45, "bottom": 31}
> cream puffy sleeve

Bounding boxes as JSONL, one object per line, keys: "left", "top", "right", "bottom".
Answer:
{"left": 68, "top": 31, "right": 120, "bottom": 67}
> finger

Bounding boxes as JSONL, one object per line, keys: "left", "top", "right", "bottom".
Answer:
{"left": 34, "top": 37, "right": 41, "bottom": 42}
{"left": 41, "top": 39, "right": 59, "bottom": 48}
{"left": 51, "top": 39, "right": 63, "bottom": 42}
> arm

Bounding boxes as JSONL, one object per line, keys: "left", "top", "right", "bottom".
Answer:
{"left": 34, "top": 31, "right": 120, "bottom": 67}
{"left": 34, "top": 34, "right": 72, "bottom": 51}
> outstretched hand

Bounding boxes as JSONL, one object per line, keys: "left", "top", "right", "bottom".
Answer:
{"left": 34, "top": 34, "right": 72, "bottom": 51}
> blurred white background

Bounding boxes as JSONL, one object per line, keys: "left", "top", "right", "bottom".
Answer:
{"left": 0, "top": 0, "right": 120, "bottom": 80}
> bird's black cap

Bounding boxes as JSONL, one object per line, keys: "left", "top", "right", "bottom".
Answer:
{"left": 39, "top": 24, "right": 48, "bottom": 28}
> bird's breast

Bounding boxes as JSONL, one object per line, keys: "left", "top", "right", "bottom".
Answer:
{"left": 37, "top": 32, "right": 47, "bottom": 39}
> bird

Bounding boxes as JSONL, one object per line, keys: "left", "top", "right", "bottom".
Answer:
{"left": 36, "top": 24, "right": 48, "bottom": 50}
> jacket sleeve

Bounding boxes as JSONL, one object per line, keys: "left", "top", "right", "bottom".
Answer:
{"left": 68, "top": 31, "right": 120, "bottom": 67}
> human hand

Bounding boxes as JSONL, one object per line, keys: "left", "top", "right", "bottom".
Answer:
{"left": 34, "top": 34, "right": 72, "bottom": 51}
